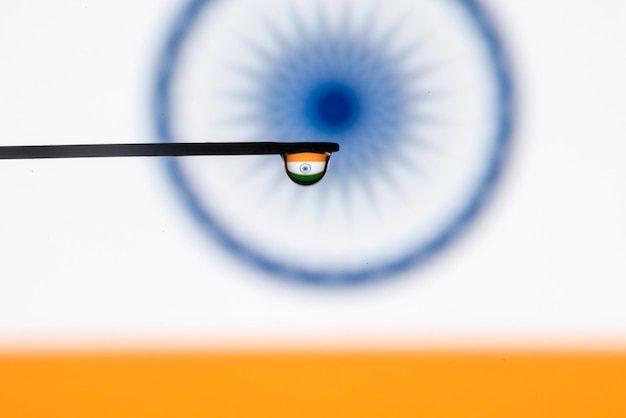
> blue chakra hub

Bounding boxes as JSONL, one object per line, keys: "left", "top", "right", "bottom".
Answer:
{"left": 305, "top": 82, "right": 361, "bottom": 133}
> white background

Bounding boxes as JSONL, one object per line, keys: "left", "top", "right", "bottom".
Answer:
{"left": 0, "top": 0, "right": 625, "bottom": 348}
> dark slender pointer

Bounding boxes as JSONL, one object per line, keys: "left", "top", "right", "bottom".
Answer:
{"left": 0, "top": 142, "right": 340, "bottom": 159}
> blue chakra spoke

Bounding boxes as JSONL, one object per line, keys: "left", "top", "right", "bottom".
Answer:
{"left": 237, "top": 36, "right": 280, "bottom": 66}
{"left": 226, "top": 63, "right": 266, "bottom": 85}
{"left": 354, "top": 174, "right": 384, "bottom": 218}
{"left": 402, "top": 60, "right": 449, "bottom": 83}
{"left": 357, "top": 3, "right": 382, "bottom": 43}
{"left": 232, "top": 156, "right": 274, "bottom": 186}
{"left": 371, "top": 156, "right": 414, "bottom": 205}
{"left": 355, "top": 131, "right": 413, "bottom": 177}
{"left": 338, "top": 1, "right": 352, "bottom": 31}
{"left": 385, "top": 140, "right": 432, "bottom": 180}
{"left": 256, "top": 168, "right": 291, "bottom": 213}
{"left": 219, "top": 111, "right": 264, "bottom": 127}
{"left": 221, "top": 89, "right": 263, "bottom": 105}
{"left": 284, "top": 187, "right": 309, "bottom": 223}
{"left": 371, "top": 12, "right": 414, "bottom": 52}
{"left": 406, "top": 88, "right": 454, "bottom": 103}
{"left": 314, "top": 2, "right": 331, "bottom": 39}
{"left": 406, "top": 108, "right": 457, "bottom": 127}
{"left": 336, "top": 176, "right": 357, "bottom": 229}
{"left": 257, "top": 12, "right": 294, "bottom": 53}
{"left": 285, "top": 1, "right": 306, "bottom": 34}
{"left": 387, "top": 34, "right": 436, "bottom": 66}
{"left": 402, "top": 133, "right": 449, "bottom": 156}
{"left": 340, "top": 146, "right": 379, "bottom": 179}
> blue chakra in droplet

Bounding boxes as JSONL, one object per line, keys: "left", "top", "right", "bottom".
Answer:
{"left": 299, "top": 163, "right": 312, "bottom": 173}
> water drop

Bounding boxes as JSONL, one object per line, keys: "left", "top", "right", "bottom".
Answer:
{"left": 282, "top": 152, "right": 331, "bottom": 186}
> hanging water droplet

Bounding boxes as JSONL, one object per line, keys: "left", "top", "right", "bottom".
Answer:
{"left": 282, "top": 152, "right": 331, "bottom": 186}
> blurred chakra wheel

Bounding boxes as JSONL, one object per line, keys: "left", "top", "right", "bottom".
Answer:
{"left": 154, "top": 0, "right": 514, "bottom": 285}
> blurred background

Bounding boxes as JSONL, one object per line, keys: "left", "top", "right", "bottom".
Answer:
{"left": 0, "top": 0, "right": 625, "bottom": 349}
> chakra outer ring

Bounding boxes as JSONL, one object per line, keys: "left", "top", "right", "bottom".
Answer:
{"left": 153, "top": 0, "right": 515, "bottom": 285}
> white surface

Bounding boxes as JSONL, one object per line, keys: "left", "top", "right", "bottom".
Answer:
{"left": 0, "top": 0, "right": 625, "bottom": 347}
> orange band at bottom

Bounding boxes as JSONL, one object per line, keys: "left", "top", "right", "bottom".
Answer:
{"left": 1, "top": 351, "right": 625, "bottom": 418}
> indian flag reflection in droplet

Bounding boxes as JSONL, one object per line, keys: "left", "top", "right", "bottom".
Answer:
{"left": 283, "top": 152, "right": 330, "bottom": 186}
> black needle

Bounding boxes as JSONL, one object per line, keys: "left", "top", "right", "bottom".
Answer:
{"left": 0, "top": 142, "right": 340, "bottom": 159}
